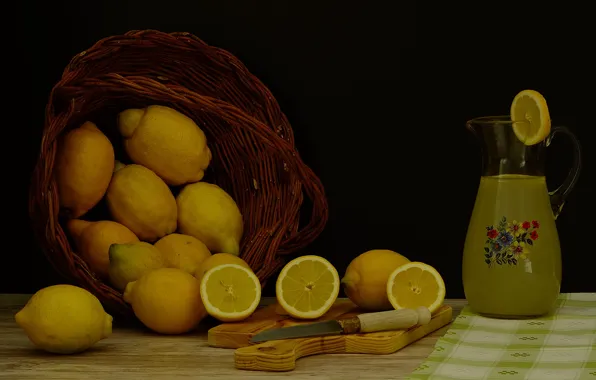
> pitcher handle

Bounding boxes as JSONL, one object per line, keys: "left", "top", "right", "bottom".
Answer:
{"left": 545, "top": 125, "right": 582, "bottom": 220}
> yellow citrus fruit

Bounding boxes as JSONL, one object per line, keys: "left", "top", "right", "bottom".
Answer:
{"left": 200, "top": 263, "right": 261, "bottom": 322}
{"left": 193, "top": 252, "right": 250, "bottom": 282}
{"left": 55, "top": 121, "right": 115, "bottom": 218}
{"left": 176, "top": 182, "right": 243, "bottom": 255}
{"left": 276, "top": 255, "right": 340, "bottom": 319}
{"left": 123, "top": 268, "right": 207, "bottom": 334}
{"left": 154, "top": 233, "right": 212, "bottom": 275}
{"left": 510, "top": 89, "right": 551, "bottom": 146}
{"left": 118, "top": 105, "right": 212, "bottom": 186}
{"left": 106, "top": 163, "right": 178, "bottom": 242}
{"left": 341, "top": 249, "right": 410, "bottom": 311}
{"left": 386, "top": 261, "right": 446, "bottom": 314}
{"left": 15, "top": 285, "right": 112, "bottom": 354}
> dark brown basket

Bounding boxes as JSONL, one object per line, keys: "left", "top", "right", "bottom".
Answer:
{"left": 28, "top": 29, "right": 328, "bottom": 318}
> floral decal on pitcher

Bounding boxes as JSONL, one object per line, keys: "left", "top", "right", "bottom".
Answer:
{"left": 484, "top": 216, "right": 540, "bottom": 267}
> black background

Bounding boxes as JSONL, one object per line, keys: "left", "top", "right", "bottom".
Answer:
{"left": 3, "top": 1, "right": 595, "bottom": 298}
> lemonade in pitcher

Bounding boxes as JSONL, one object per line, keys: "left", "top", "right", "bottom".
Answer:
{"left": 462, "top": 90, "right": 581, "bottom": 318}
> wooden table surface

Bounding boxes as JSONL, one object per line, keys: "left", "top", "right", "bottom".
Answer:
{"left": 0, "top": 294, "right": 466, "bottom": 380}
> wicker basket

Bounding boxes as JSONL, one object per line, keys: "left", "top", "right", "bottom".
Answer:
{"left": 28, "top": 30, "right": 328, "bottom": 318}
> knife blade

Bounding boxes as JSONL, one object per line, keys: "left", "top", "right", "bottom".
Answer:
{"left": 250, "top": 306, "right": 432, "bottom": 343}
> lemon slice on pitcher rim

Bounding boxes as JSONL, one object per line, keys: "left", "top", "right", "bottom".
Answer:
{"left": 276, "top": 255, "right": 340, "bottom": 319}
{"left": 386, "top": 261, "right": 446, "bottom": 314}
{"left": 510, "top": 89, "right": 551, "bottom": 146}
{"left": 199, "top": 263, "right": 261, "bottom": 322}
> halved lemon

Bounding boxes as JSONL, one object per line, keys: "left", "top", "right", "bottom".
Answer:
{"left": 386, "top": 261, "right": 446, "bottom": 314}
{"left": 276, "top": 255, "right": 340, "bottom": 319}
{"left": 510, "top": 89, "right": 551, "bottom": 146}
{"left": 199, "top": 263, "right": 261, "bottom": 322}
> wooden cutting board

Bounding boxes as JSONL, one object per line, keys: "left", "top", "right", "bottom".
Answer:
{"left": 208, "top": 299, "right": 453, "bottom": 372}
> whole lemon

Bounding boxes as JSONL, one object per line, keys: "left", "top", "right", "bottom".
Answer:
{"left": 55, "top": 121, "right": 115, "bottom": 218}
{"left": 193, "top": 252, "right": 250, "bottom": 281}
{"left": 123, "top": 268, "right": 208, "bottom": 334}
{"left": 118, "top": 105, "right": 212, "bottom": 186}
{"left": 177, "top": 182, "right": 243, "bottom": 255}
{"left": 341, "top": 249, "right": 410, "bottom": 311}
{"left": 154, "top": 233, "right": 212, "bottom": 275}
{"left": 15, "top": 285, "right": 112, "bottom": 354}
{"left": 106, "top": 163, "right": 177, "bottom": 242}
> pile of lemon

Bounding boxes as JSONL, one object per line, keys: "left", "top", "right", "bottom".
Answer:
{"left": 55, "top": 104, "right": 245, "bottom": 294}
{"left": 19, "top": 103, "right": 261, "bottom": 353}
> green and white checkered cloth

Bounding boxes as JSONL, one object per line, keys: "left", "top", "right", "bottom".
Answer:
{"left": 407, "top": 293, "right": 596, "bottom": 380}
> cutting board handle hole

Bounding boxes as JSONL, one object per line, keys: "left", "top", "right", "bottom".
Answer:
{"left": 257, "top": 346, "right": 277, "bottom": 352}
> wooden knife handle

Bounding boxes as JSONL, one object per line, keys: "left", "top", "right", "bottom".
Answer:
{"left": 338, "top": 307, "right": 431, "bottom": 334}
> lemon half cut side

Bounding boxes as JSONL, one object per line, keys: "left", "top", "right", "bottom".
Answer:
{"left": 276, "top": 255, "right": 340, "bottom": 319}
{"left": 386, "top": 261, "right": 446, "bottom": 314}
{"left": 200, "top": 263, "right": 261, "bottom": 322}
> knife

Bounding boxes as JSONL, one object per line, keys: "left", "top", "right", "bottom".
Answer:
{"left": 250, "top": 306, "right": 432, "bottom": 343}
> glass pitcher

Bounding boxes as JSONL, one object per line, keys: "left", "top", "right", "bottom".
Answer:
{"left": 462, "top": 116, "right": 581, "bottom": 318}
